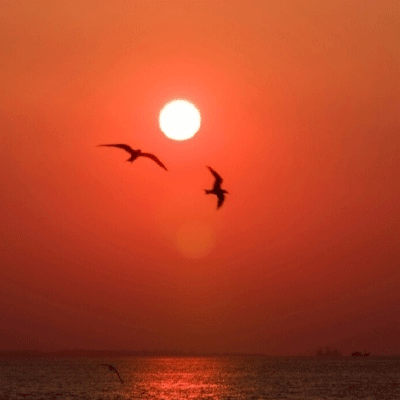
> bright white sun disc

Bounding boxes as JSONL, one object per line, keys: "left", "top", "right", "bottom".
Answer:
{"left": 159, "top": 100, "right": 201, "bottom": 141}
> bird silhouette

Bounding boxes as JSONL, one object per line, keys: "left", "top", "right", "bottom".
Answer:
{"left": 101, "top": 364, "right": 124, "bottom": 383}
{"left": 204, "top": 166, "right": 228, "bottom": 209}
{"left": 98, "top": 143, "right": 168, "bottom": 171}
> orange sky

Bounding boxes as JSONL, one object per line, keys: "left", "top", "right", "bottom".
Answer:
{"left": 1, "top": 1, "right": 399, "bottom": 356}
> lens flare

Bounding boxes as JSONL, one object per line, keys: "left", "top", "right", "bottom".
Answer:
{"left": 176, "top": 220, "right": 216, "bottom": 259}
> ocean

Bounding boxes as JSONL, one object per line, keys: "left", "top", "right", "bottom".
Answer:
{"left": 0, "top": 356, "right": 399, "bottom": 399}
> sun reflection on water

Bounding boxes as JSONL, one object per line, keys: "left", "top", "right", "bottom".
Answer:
{"left": 2, "top": 356, "right": 399, "bottom": 399}
{"left": 130, "top": 357, "right": 227, "bottom": 400}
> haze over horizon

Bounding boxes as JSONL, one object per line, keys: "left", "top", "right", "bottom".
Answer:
{"left": 1, "top": 1, "right": 399, "bottom": 356}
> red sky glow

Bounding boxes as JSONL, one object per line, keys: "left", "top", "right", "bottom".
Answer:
{"left": 1, "top": 1, "right": 399, "bottom": 356}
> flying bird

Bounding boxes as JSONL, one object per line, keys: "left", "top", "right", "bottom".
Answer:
{"left": 101, "top": 364, "right": 124, "bottom": 383}
{"left": 98, "top": 143, "right": 168, "bottom": 171}
{"left": 204, "top": 166, "right": 228, "bottom": 209}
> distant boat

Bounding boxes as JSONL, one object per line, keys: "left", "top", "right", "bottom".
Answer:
{"left": 351, "top": 351, "right": 370, "bottom": 356}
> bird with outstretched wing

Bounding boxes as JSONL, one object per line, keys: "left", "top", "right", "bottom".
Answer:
{"left": 98, "top": 143, "right": 168, "bottom": 171}
{"left": 204, "top": 166, "right": 228, "bottom": 209}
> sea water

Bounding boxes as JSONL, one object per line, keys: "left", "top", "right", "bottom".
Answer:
{"left": 0, "top": 356, "right": 399, "bottom": 399}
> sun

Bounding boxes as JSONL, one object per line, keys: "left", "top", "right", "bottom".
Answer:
{"left": 159, "top": 99, "right": 201, "bottom": 141}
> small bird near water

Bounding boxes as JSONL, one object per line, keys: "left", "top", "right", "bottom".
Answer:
{"left": 205, "top": 166, "right": 228, "bottom": 209}
{"left": 98, "top": 143, "right": 168, "bottom": 171}
{"left": 101, "top": 364, "right": 124, "bottom": 383}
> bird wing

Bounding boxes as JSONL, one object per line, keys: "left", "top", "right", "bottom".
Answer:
{"left": 102, "top": 364, "right": 124, "bottom": 383}
{"left": 98, "top": 143, "right": 135, "bottom": 155}
{"left": 216, "top": 193, "right": 225, "bottom": 209}
{"left": 207, "top": 166, "right": 223, "bottom": 185}
{"left": 140, "top": 153, "right": 168, "bottom": 170}
{"left": 109, "top": 366, "right": 123, "bottom": 383}
{"left": 114, "top": 369, "right": 124, "bottom": 383}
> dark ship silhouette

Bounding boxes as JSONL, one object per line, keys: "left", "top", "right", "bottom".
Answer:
{"left": 351, "top": 350, "right": 370, "bottom": 356}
